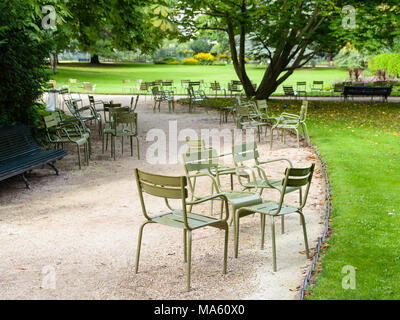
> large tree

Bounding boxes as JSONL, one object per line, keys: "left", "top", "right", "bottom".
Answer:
{"left": 170, "top": 0, "right": 400, "bottom": 99}
{"left": 51, "top": 0, "right": 168, "bottom": 65}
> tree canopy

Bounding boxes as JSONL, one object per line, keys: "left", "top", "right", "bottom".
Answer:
{"left": 166, "top": 0, "right": 400, "bottom": 98}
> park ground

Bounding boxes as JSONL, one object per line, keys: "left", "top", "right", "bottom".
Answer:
{"left": 0, "top": 96, "right": 326, "bottom": 299}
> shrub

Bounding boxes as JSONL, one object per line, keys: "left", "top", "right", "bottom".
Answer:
{"left": 368, "top": 53, "right": 400, "bottom": 78}
{"left": 166, "top": 60, "right": 179, "bottom": 65}
{"left": 194, "top": 52, "right": 215, "bottom": 65}
{"left": 181, "top": 57, "right": 199, "bottom": 65}
{"left": 212, "top": 61, "right": 226, "bottom": 66}
{"left": 0, "top": 0, "right": 52, "bottom": 142}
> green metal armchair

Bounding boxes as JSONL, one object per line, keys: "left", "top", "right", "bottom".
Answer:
{"left": 43, "top": 113, "right": 89, "bottom": 169}
{"left": 270, "top": 100, "right": 309, "bottom": 149}
{"left": 182, "top": 149, "right": 262, "bottom": 260}
{"left": 236, "top": 163, "right": 315, "bottom": 271}
{"left": 134, "top": 168, "right": 230, "bottom": 292}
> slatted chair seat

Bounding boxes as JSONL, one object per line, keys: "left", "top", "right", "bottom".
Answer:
{"left": 152, "top": 210, "right": 223, "bottom": 230}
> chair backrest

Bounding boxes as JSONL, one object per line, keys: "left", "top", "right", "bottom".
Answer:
{"left": 283, "top": 86, "right": 294, "bottom": 95}
{"left": 134, "top": 168, "right": 189, "bottom": 223}
{"left": 189, "top": 81, "right": 201, "bottom": 88}
{"left": 312, "top": 81, "right": 323, "bottom": 89}
{"left": 152, "top": 86, "right": 161, "bottom": 96}
{"left": 297, "top": 81, "right": 306, "bottom": 90}
{"left": 255, "top": 100, "right": 268, "bottom": 113}
{"left": 65, "top": 100, "right": 79, "bottom": 118}
{"left": 232, "top": 141, "right": 259, "bottom": 165}
{"left": 82, "top": 82, "right": 95, "bottom": 91}
{"left": 210, "top": 82, "right": 221, "bottom": 90}
{"left": 236, "top": 105, "right": 252, "bottom": 117}
{"left": 139, "top": 82, "right": 149, "bottom": 90}
{"left": 299, "top": 100, "right": 308, "bottom": 122}
{"left": 185, "top": 137, "right": 208, "bottom": 153}
{"left": 181, "top": 80, "right": 190, "bottom": 87}
{"left": 130, "top": 95, "right": 139, "bottom": 112}
{"left": 43, "top": 113, "right": 60, "bottom": 130}
{"left": 162, "top": 81, "right": 173, "bottom": 87}
{"left": 113, "top": 112, "right": 137, "bottom": 132}
{"left": 278, "top": 163, "right": 315, "bottom": 212}
{"left": 182, "top": 149, "right": 219, "bottom": 173}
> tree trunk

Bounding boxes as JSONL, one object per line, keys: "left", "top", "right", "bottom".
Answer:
{"left": 49, "top": 52, "right": 57, "bottom": 74}
{"left": 90, "top": 54, "right": 100, "bottom": 64}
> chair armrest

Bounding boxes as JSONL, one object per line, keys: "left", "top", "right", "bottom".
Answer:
{"left": 187, "top": 193, "right": 230, "bottom": 222}
{"left": 258, "top": 158, "right": 293, "bottom": 167}
{"left": 234, "top": 165, "right": 259, "bottom": 193}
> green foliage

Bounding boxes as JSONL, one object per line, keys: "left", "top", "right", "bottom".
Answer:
{"left": 334, "top": 45, "right": 364, "bottom": 69}
{"left": 188, "top": 97, "right": 400, "bottom": 299}
{"left": 368, "top": 53, "right": 400, "bottom": 78}
{"left": 190, "top": 38, "right": 213, "bottom": 54}
{"left": 0, "top": 0, "right": 51, "bottom": 139}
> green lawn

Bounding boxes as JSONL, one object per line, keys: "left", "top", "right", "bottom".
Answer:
{"left": 49, "top": 62, "right": 348, "bottom": 94}
{"left": 188, "top": 97, "right": 400, "bottom": 299}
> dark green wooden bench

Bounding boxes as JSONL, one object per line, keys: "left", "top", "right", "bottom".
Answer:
{"left": 0, "top": 124, "right": 67, "bottom": 189}
{"left": 343, "top": 86, "right": 392, "bottom": 102}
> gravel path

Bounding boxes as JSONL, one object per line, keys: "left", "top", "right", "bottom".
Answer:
{"left": 0, "top": 95, "right": 326, "bottom": 299}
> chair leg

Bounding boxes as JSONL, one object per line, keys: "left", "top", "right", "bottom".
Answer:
{"left": 183, "top": 229, "right": 187, "bottom": 263}
{"left": 299, "top": 212, "right": 310, "bottom": 259}
{"left": 77, "top": 144, "right": 81, "bottom": 170}
{"left": 270, "top": 127, "right": 275, "bottom": 150}
{"left": 136, "top": 136, "right": 140, "bottom": 160}
{"left": 281, "top": 215, "right": 285, "bottom": 234}
{"left": 260, "top": 214, "right": 266, "bottom": 249}
{"left": 234, "top": 210, "right": 240, "bottom": 258}
{"left": 270, "top": 216, "right": 277, "bottom": 272}
{"left": 135, "top": 221, "right": 151, "bottom": 273}
{"left": 186, "top": 230, "right": 192, "bottom": 292}
{"left": 223, "top": 224, "right": 228, "bottom": 274}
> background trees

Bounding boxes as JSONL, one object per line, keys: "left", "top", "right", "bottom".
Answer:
{"left": 0, "top": 0, "right": 68, "bottom": 130}
{"left": 169, "top": 0, "right": 400, "bottom": 99}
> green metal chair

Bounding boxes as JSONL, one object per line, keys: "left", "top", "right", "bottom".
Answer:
{"left": 235, "top": 104, "right": 269, "bottom": 142}
{"left": 232, "top": 141, "right": 294, "bottom": 196}
{"left": 236, "top": 163, "right": 315, "bottom": 271}
{"left": 43, "top": 113, "right": 89, "bottom": 169}
{"left": 102, "top": 102, "right": 124, "bottom": 153}
{"left": 134, "top": 168, "right": 230, "bottom": 292}
{"left": 185, "top": 137, "right": 237, "bottom": 190}
{"left": 187, "top": 86, "right": 206, "bottom": 113}
{"left": 296, "top": 81, "right": 307, "bottom": 97}
{"left": 182, "top": 149, "right": 262, "bottom": 259}
{"left": 88, "top": 95, "right": 105, "bottom": 112}
{"left": 107, "top": 110, "right": 140, "bottom": 160}
{"left": 270, "top": 100, "right": 309, "bottom": 149}
{"left": 282, "top": 85, "right": 297, "bottom": 99}
{"left": 152, "top": 86, "right": 174, "bottom": 113}
{"left": 254, "top": 99, "right": 280, "bottom": 125}
{"left": 311, "top": 80, "right": 324, "bottom": 92}
{"left": 209, "top": 81, "right": 226, "bottom": 97}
